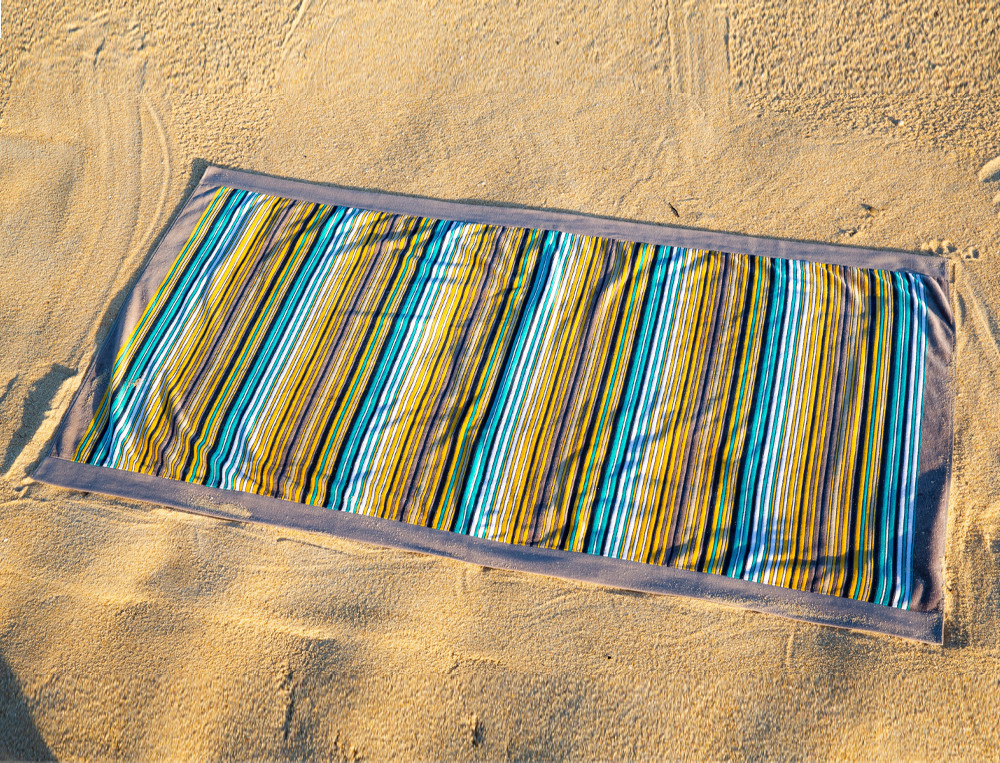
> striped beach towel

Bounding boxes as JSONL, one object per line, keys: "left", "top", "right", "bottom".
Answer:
{"left": 36, "top": 166, "right": 954, "bottom": 642}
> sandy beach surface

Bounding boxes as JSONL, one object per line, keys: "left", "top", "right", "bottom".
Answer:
{"left": 2, "top": 0, "right": 1000, "bottom": 759}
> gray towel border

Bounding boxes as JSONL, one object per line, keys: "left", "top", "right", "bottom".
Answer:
{"left": 33, "top": 164, "right": 954, "bottom": 644}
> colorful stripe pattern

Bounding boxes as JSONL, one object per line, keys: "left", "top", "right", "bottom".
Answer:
{"left": 73, "top": 187, "right": 930, "bottom": 608}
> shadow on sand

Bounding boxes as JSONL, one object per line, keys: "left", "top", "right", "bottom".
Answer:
{"left": 0, "top": 655, "right": 52, "bottom": 760}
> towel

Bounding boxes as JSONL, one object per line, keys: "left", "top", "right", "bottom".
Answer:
{"left": 35, "top": 165, "right": 954, "bottom": 642}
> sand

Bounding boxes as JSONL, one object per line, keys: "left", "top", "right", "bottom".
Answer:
{"left": 2, "top": 0, "right": 1000, "bottom": 758}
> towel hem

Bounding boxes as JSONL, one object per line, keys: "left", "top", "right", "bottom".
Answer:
{"left": 34, "top": 456, "right": 944, "bottom": 644}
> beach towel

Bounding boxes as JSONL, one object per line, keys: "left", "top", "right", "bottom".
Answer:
{"left": 35, "top": 165, "right": 954, "bottom": 642}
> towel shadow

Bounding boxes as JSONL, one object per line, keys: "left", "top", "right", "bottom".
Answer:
{"left": 22, "top": 158, "right": 208, "bottom": 482}
{"left": 1, "top": 365, "right": 75, "bottom": 473}
{"left": 0, "top": 656, "right": 52, "bottom": 760}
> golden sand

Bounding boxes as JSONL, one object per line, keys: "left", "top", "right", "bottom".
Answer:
{"left": 2, "top": 1, "right": 999, "bottom": 758}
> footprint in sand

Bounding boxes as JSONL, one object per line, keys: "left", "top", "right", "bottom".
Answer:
{"left": 978, "top": 156, "right": 1000, "bottom": 184}
{"left": 837, "top": 202, "right": 881, "bottom": 239}
{"left": 920, "top": 239, "right": 958, "bottom": 255}
{"left": 979, "top": 156, "right": 1000, "bottom": 217}
{"left": 920, "top": 239, "right": 979, "bottom": 260}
